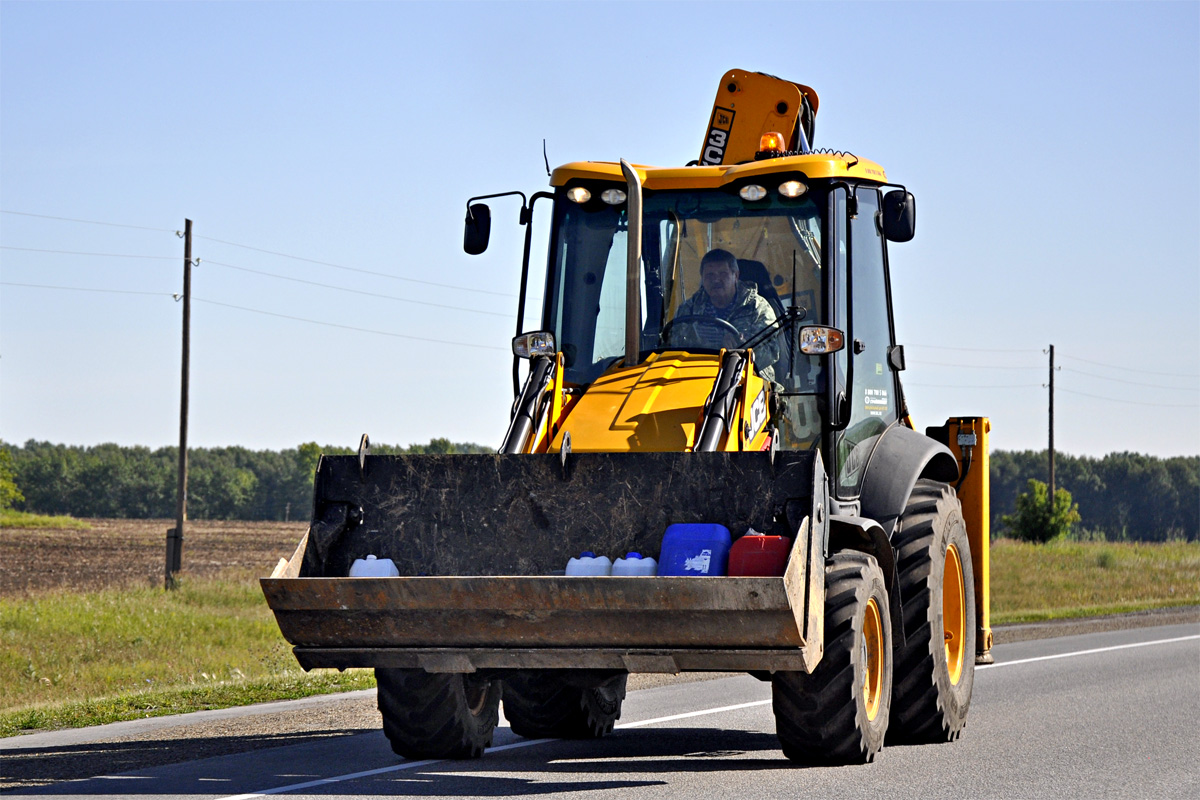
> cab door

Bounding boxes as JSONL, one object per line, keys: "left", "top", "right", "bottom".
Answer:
{"left": 834, "top": 185, "right": 899, "bottom": 498}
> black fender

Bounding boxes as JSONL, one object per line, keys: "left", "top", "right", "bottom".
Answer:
{"left": 858, "top": 424, "right": 959, "bottom": 539}
{"left": 828, "top": 514, "right": 904, "bottom": 646}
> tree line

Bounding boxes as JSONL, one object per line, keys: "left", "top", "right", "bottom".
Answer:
{"left": 2, "top": 441, "right": 1196, "bottom": 540}
{"left": 1, "top": 439, "right": 490, "bottom": 522}
{"left": 990, "top": 450, "right": 1197, "bottom": 541}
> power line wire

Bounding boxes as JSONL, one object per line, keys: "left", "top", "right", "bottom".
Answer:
{"left": 0, "top": 209, "right": 175, "bottom": 233}
{"left": 1, "top": 281, "right": 507, "bottom": 352}
{"left": 905, "top": 382, "right": 1041, "bottom": 389}
{"left": 908, "top": 359, "right": 1042, "bottom": 371}
{"left": 1, "top": 212, "right": 517, "bottom": 298}
{"left": 1058, "top": 387, "right": 1199, "bottom": 410}
{"left": 1059, "top": 353, "right": 1199, "bottom": 379}
{"left": 906, "top": 343, "right": 1039, "bottom": 354}
{"left": 0, "top": 281, "right": 173, "bottom": 298}
{"left": 195, "top": 235, "right": 516, "bottom": 298}
{"left": 204, "top": 260, "right": 509, "bottom": 318}
{"left": 1061, "top": 366, "right": 1199, "bottom": 391}
{"left": 193, "top": 297, "right": 507, "bottom": 351}
{"left": 0, "top": 246, "right": 176, "bottom": 260}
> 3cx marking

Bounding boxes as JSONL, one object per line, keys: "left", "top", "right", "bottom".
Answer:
{"left": 702, "top": 106, "right": 735, "bottom": 165}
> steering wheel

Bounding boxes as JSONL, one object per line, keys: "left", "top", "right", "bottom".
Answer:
{"left": 660, "top": 314, "right": 742, "bottom": 347}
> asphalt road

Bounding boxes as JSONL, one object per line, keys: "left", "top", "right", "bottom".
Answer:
{"left": 5, "top": 622, "right": 1198, "bottom": 799}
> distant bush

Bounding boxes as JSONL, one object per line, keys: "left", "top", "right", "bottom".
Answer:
{"left": 1000, "top": 479, "right": 1082, "bottom": 543}
{"left": 0, "top": 447, "right": 23, "bottom": 511}
{"left": 3, "top": 439, "right": 492, "bottom": 521}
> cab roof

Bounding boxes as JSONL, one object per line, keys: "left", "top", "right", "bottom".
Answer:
{"left": 550, "top": 153, "right": 888, "bottom": 191}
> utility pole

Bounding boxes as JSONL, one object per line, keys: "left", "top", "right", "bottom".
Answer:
{"left": 167, "top": 219, "right": 192, "bottom": 590}
{"left": 1048, "top": 343, "right": 1055, "bottom": 510}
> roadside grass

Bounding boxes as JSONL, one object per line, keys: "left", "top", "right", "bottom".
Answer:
{"left": 0, "top": 510, "right": 90, "bottom": 530}
{"left": 2, "top": 539, "right": 1196, "bottom": 737}
{"left": 990, "top": 539, "right": 1200, "bottom": 624}
{"left": 0, "top": 577, "right": 374, "bottom": 737}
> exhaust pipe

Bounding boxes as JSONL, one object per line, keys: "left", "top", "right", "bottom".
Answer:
{"left": 620, "top": 159, "right": 642, "bottom": 368}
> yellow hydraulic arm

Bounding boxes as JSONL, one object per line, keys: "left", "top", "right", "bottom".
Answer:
{"left": 699, "top": 69, "right": 820, "bottom": 165}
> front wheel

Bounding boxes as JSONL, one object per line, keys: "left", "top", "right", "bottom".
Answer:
{"left": 375, "top": 668, "right": 500, "bottom": 759}
{"left": 888, "top": 479, "right": 976, "bottom": 744}
{"left": 772, "top": 551, "right": 893, "bottom": 764}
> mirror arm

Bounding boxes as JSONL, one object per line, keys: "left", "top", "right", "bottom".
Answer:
{"left": 466, "top": 190, "right": 528, "bottom": 218}
{"left": 512, "top": 191, "right": 556, "bottom": 398}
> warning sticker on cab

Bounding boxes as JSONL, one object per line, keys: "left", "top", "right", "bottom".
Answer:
{"left": 864, "top": 387, "right": 889, "bottom": 417}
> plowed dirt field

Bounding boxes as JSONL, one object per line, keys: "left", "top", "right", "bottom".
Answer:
{"left": 0, "top": 520, "right": 307, "bottom": 597}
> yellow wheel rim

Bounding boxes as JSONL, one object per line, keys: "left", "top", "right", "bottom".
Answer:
{"left": 943, "top": 544, "right": 966, "bottom": 686}
{"left": 862, "top": 597, "right": 884, "bottom": 721}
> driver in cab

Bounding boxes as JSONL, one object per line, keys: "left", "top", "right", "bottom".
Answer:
{"left": 672, "top": 248, "right": 780, "bottom": 381}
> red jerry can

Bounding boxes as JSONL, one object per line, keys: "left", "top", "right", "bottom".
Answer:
{"left": 727, "top": 532, "right": 792, "bottom": 577}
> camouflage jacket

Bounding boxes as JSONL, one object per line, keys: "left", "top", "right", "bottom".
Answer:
{"left": 674, "top": 281, "right": 780, "bottom": 382}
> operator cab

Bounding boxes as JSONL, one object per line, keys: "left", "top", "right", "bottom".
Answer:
{"left": 538, "top": 159, "right": 913, "bottom": 495}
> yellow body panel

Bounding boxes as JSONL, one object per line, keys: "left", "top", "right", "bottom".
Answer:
{"left": 547, "top": 352, "right": 718, "bottom": 452}
{"left": 943, "top": 416, "right": 993, "bottom": 656}
{"left": 538, "top": 350, "right": 776, "bottom": 454}
{"left": 551, "top": 155, "right": 887, "bottom": 190}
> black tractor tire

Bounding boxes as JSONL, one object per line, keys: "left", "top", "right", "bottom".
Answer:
{"left": 772, "top": 551, "right": 893, "bottom": 765}
{"left": 375, "top": 668, "right": 500, "bottom": 760}
{"left": 888, "top": 479, "right": 976, "bottom": 744}
{"left": 502, "top": 671, "right": 627, "bottom": 739}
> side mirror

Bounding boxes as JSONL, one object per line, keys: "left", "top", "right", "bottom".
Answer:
{"left": 512, "top": 330, "right": 556, "bottom": 359}
{"left": 798, "top": 325, "right": 846, "bottom": 355}
{"left": 882, "top": 190, "right": 916, "bottom": 243}
{"left": 463, "top": 203, "right": 492, "bottom": 255}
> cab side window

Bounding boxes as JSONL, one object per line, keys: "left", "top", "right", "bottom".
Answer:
{"left": 836, "top": 188, "right": 898, "bottom": 495}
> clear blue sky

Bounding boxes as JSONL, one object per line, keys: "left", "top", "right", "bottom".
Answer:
{"left": 2, "top": 1, "right": 1197, "bottom": 457}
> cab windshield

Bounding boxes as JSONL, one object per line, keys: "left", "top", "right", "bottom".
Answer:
{"left": 544, "top": 184, "right": 827, "bottom": 392}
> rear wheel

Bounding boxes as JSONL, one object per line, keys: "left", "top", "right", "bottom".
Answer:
{"left": 502, "top": 671, "right": 627, "bottom": 739}
{"left": 888, "top": 479, "right": 976, "bottom": 744}
{"left": 772, "top": 551, "right": 893, "bottom": 764}
{"left": 375, "top": 668, "right": 500, "bottom": 759}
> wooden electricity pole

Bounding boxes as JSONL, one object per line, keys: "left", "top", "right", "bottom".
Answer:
{"left": 167, "top": 219, "right": 192, "bottom": 590}
{"left": 1048, "top": 343, "right": 1055, "bottom": 510}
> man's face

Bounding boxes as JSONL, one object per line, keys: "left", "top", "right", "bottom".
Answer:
{"left": 701, "top": 259, "right": 738, "bottom": 309}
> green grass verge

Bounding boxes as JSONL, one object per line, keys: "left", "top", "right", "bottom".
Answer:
{"left": 3, "top": 540, "right": 1196, "bottom": 736}
{"left": 0, "top": 670, "right": 374, "bottom": 738}
{"left": 0, "top": 577, "right": 373, "bottom": 737}
{"left": 990, "top": 539, "right": 1200, "bottom": 624}
{"left": 0, "top": 510, "right": 90, "bottom": 529}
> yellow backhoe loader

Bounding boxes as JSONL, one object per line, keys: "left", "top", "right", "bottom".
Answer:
{"left": 262, "top": 69, "right": 993, "bottom": 765}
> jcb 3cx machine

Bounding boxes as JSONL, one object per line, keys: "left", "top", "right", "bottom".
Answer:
{"left": 262, "top": 69, "right": 993, "bottom": 765}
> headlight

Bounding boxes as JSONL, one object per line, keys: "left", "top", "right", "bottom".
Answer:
{"left": 778, "top": 180, "right": 808, "bottom": 198}
{"left": 566, "top": 187, "right": 591, "bottom": 204}
{"left": 601, "top": 188, "right": 627, "bottom": 205}
{"left": 739, "top": 184, "right": 768, "bottom": 202}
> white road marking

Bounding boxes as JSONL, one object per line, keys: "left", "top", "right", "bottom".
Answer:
{"left": 215, "top": 738, "right": 550, "bottom": 800}
{"left": 215, "top": 631, "right": 1199, "bottom": 800}
{"left": 616, "top": 699, "right": 773, "bottom": 729}
{"left": 976, "top": 634, "right": 1200, "bottom": 671}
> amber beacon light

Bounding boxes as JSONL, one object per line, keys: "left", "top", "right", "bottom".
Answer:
{"left": 757, "top": 131, "right": 787, "bottom": 158}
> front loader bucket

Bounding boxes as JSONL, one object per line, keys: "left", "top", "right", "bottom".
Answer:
{"left": 261, "top": 451, "right": 829, "bottom": 674}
